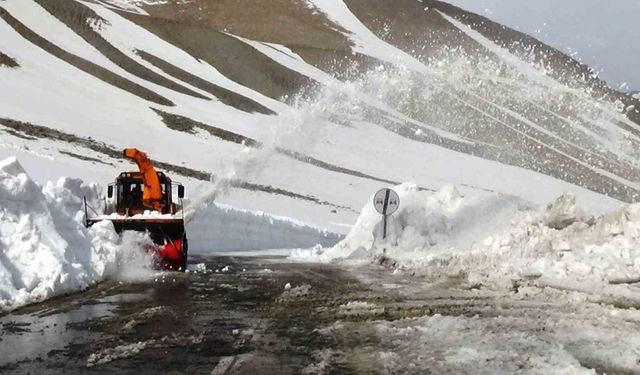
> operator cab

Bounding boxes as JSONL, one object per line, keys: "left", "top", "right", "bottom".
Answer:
{"left": 106, "top": 171, "right": 185, "bottom": 216}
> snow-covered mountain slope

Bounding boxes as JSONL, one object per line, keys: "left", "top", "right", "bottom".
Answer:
{"left": 1, "top": 0, "right": 638, "bottom": 236}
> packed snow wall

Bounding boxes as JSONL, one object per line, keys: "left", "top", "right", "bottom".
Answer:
{"left": 186, "top": 202, "right": 343, "bottom": 253}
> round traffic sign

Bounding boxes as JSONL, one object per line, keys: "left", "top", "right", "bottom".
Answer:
{"left": 373, "top": 188, "right": 400, "bottom": 216}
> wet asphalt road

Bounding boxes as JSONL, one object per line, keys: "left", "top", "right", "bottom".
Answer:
{"left": 0, "top": 255, "right": 371, "bottom": 375}
{"left": 2, "top": 255, "right": 638, "bottom": 374}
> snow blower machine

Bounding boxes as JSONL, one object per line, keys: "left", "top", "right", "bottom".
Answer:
{"left": 84, "top": 148, "right": 188, "bottom": 271}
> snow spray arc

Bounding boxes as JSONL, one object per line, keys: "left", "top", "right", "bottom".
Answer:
{"left": 373, "top": 188, "right": 400, "bottom": 239}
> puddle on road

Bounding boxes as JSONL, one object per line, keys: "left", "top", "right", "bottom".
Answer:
{"left": 0, "top": 302, "right": 114, "bottom": 364}
{"left": 0, "top": 285, "right": 151, "bottom": 367}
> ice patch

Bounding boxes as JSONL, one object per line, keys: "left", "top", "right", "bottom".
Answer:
{"left": 301, "top": 349, "right": 336, "bottom": 375}
{"left": 121, "top": 306, "right": 168, "bottom": 332}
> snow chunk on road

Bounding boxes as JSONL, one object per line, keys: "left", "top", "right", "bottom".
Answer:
{"left": 277, "top": 284, "right": 312, "bottom": 303}
{"left": 0, "top": 157, "right": 151, "bottom": 311}
{"left": 187, "top": 263, "right": 207, "bottom": 273}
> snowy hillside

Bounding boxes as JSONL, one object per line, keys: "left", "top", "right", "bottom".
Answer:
{"left": 1, "top": 0, "right": 639, "bottom": 237}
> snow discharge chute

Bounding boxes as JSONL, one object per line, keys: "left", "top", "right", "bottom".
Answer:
{"left": 123, "top": 148, "right": 164, "bottom": 212}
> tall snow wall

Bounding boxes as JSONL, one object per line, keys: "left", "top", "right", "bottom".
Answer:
{"left": 186, "top": 202, "right": 343, "bottom": 253}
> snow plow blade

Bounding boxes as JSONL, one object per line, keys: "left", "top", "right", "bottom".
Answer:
{"left": 87, "top": 218, "right": 188, "bottom": 271}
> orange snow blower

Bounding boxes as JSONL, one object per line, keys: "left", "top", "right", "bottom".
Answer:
{"left": 84, "top": 148, "right": 188, "bottom": 271}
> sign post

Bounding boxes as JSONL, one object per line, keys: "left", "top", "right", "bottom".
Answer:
{"left": 373, "top": 188, "right": 400, "bottom": 239}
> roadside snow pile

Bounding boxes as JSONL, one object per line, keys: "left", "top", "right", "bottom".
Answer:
{"left": 304, "top": 183, "right": 640, "bottom": 296}
{"left": 445, "top": 194, "right": 640, "bottom": 293}
{"left": 186, "top": 202, "right": 342, "bottom": 253}
{"left": 0, "top": 157, "right": 152, "bottom": 311}
{"left": 291, "top": 183, "right": 526, "bottom": 262}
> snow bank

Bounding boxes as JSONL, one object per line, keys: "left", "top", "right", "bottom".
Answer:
{"left": 445, "top": 194, "right": 640, "bottom": 293}
{"left": 291, "top": 183, "right": 526, "bottom": 262}
{"left": 0, "top": 157, "right": 152, "bottom": 311}
{"left": 186, "top": 202, "right": 343, "bottom": 253}
{"left": 304, "top": 183, "right": 640, "bottom": 296}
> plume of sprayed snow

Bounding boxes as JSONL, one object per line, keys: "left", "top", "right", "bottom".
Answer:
{"left": 324, "top": 46, "right": 636, "bottom": 168}
{"left": 184, "top": 40, "right": 640, "bottom": 220}
{"left": 183, "top": 92, "right": 331, "bottom": 222}
{"left": 112, "top": 230, "right": 156, "bottom": 282}
{"left": 302, "top": 44, "right": 639, "bottom": 174}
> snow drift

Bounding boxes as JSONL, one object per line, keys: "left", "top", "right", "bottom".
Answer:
{"left": 0, "top": 157, "right": 152, "bottom": 311}
{"left": 302, "top": 183, "right": 640, "bottom": 297}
